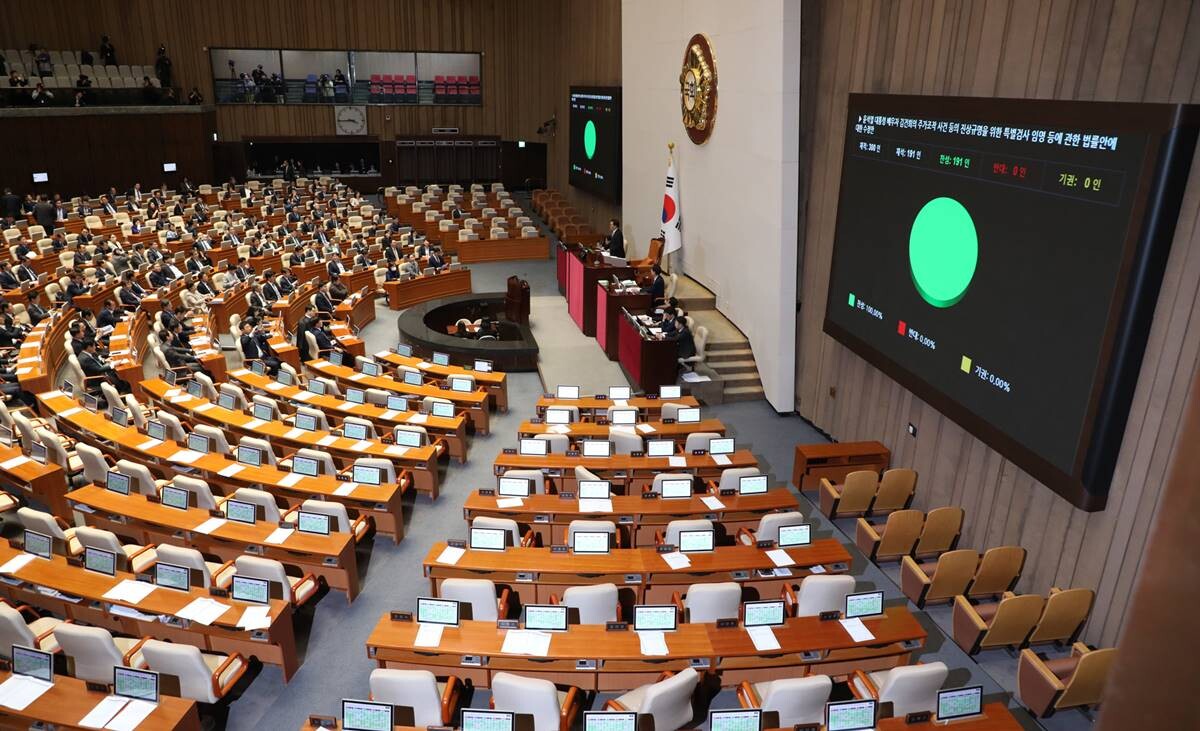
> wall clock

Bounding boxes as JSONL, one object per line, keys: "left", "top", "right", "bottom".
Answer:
{"left": 334, "top": 105, "right": 368, "bottom": 136}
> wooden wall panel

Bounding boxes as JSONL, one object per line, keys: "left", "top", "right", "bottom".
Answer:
{"left": 796, "top": 0, "right": 1200, "bottom": 647}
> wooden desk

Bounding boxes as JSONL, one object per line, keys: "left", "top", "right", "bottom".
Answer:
{"left": 69, "top": 279, "right": 121, "bottom": 316}
{"left": 792, "top": 441, "right": 891, "bottom": 491}
{"left": 566, "top": 250, "right": 632, "bottom": 336}
{"left": 491, "top": 449, "right": 758, "bottom": 492}
{"left": 142, "top": 378, "right": 443, "bottom": 499}
{"left": 618, "top": 310, "right": 679, "bottom": 394}
{"left": 209, "top": 279, "right": 252, "bottom": 336}
{"left": 365, "top": 607, "right": 923, "bottom": 691}
{"left": 0, "top": 543, "right": 300, "bottom": 681}
{"left": 0, "top": 670, "right": 200, "bottom": 730}
{"left": 0, "top": 446, "right": 68, "bottom": 517}
{"left": 869, "top": 703, "right": 1023, "bottom": 730}
{"left": 334, "top": 290, "right": 377, "bottom": 331}
{"left": 16, "top": 315, "right": 70, "bottom": 402}
{"left": 383, "top": 268, "right": 473, "bottom": 311}
{"left": 374, "top": 349, "right": 508, "bottom": 411}
{"left": 455, "top": 236, "right": 550, "bottom": 264}
{"left": 307, "top": 358, "right": 491, "bottom": 435}
{"left": 226, "top": 368, "right": 469, "bottom": 463}
{"left": 515, "top": 418, "right": 726, "bottom": 442}
{"left": 462, "top": 487, "right": 800, "bottom": 546}
{"left": 422, "top": 540, "right": 851, "bottom": 605}
{"left": 598, "top": 284, "right": 652, "bottom": 360}
{"left": 38, "top": 392, "right": 408, "bottom": 544}
{"left": 535, "top": 395, "right": 700, "bottom": 419}
{"left": 66, "top": 485, "right": 362, "bottom": 601}
{"left": 108, "top": 310, "right": 150, "bottom": 400}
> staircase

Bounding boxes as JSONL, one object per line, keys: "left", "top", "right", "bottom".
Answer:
{"left": 673, "top": 275, "right": 766, "bottom": 403}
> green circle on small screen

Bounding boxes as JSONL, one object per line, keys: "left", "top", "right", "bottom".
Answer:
{"left": 583, "top": 120, "right": 597, "bottom": 160}
{"left": 909, "top": 197, "right": 977, "bottom": 308}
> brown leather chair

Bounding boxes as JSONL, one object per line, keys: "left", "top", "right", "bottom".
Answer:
{"left": 855, "top": 509, "right": 923, "bottom": 562}
{"left": 901, "top": 549, "right": 978, "bottom": 607}
{"left": 952, "top": 592, "right": 1044, "bottom": 655}
{"left": 1017, "top": 644, "right": 1115, "bottom": 717}
{"left": 819, "top": 470, "right": 878, "bottom": 518}
{"left": 869, "top": 468, "right": 917, "bottom": 515}
{"left": 913, "top": 506, "right": 964, "bottom": 559}
{"left": 630, "top": 238, "right": 665, "bottom": 275}
{"left": 966, "top": 546, "right": 1026, "bottom": 600}
{"left": 1027, "top": 587, "right": 1094, "bottom": 646}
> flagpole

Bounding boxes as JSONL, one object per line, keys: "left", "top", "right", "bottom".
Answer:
{"left": 665, "top": 142, "right": 675, "bottom": 274}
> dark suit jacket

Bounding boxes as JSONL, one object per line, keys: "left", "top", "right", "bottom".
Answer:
{"left": 607, "top": 229, "right": 625, "bottom": 258}
{"left": 0, "top": 194, "right": 20, "bottom": 219}
{"left": 0, "top": 272, "right": 17, "bottom": 289}
{"left": 32, "top": 202, "right": 54, "bottom": 231}
{"left": 314, "top": 292, "right": 333, "bottom": 314}
{"left": 673, "top": 326, "right": 697, "bottom": 360}
{"left": 645, "top": 275, "right": 665, "bottom": 300}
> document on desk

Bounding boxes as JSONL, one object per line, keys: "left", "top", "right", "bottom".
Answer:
{"left": 218, "top": 463, "right": 245, "bottom": 478}
{"left": 0, "top": 553, "right": 35, "bottom": 575}
{"left": 612, "top": 399, "right": 629, "bottom": 408}
{"left": 501, "top": 629, "right": 552, "bottom": 657}
{"left": 609, "top": 425, "right": 636, "bottom": 435}
{"left": 667, "top": 456, "right": 688, "bottom": 468}
{"left": 0, "top": 674, "right": 51, "bottom": 710}
{"left": 292, "top": 390, "right": 314, "bottom": 402}
{"left": 637, "top": 631, "right": 670, "bottom": 656}
{"left": 660, "top": 551, "right": 691, "bottom": 570}
{"left": 700, "top": 496, "right": 725, "bottom": 510}
{"left": 809, "top": 564, "right": 826, "bottom": 574}
{"left": 746, "top": 625, "right": 781, "bottom": 652}
{"left": 176, "top": 597, "right": 230, "bottom": 626}
{"left": 0, "top": 455, "right": 31, "bottom": 470}
{"left": 237, "top": 605, "right": 272, "bottom": 630}
{"left": 265, "top": 382, "right": 285, "bottom": 391}
{"left": 169, "top": 395, "right": 192, "bottom": 404}
{"left": 384, "top": 445, "right": 410, "bottom": 457}
{"left": 436, "top": 545, "right": 465, "bottom": 565}
{"left": 284, "top": 427, "right": 307, "bottom": 440}
{"left": 417, "top": 361, "right": 434, "bottom": 369}
{"left": 349, "top": 373, "right": 368, "bottom": 382}
{"left": 231, "top": 369, "right": 251, "bottom": 377}
{"left": 277, "top": 473, "right": 304, "bottom": 487}
{"left": 579, "top": 498, "right": 614, "bottom": 513}
{"left": 711, "top": 454, "right": 732, "bottom": 466}
{"left": 136, "top": 438, "right": 162, "bottom": 451}
{"left": 333, "top": 482, "right": 358, "bottom": 496}
{"left": 495, "top": 497, "right": 524, "bottom": 509}
{"left": 192, "top": 517, "right": 227, "bottom": 535}
{"left": 351, "top": 439, "right": 374, "bottom": 451}
{"left": 407, "top": 413, "right": 429, "bottom": 424}
{"left": 547, "top": 424, "right": 571, "bottom": 434}
{"left": 59, "top": 407, "right": 84, "bottom": 417}
{"left": 79, "top": 695, "right": 129, "bottom": 729}
{"left": 840, "top": 617, "right": 876, "bottom": 643}
{"left": 167, "top": 449, "right": 203, "bottom": 464}
{"left": 265, "top": 527, "right": 294, "bottom": 545}
{"left": 243, "top": 418, "right": 267, "bottom": 430}
{"left": 636, "top": 423, "right": 655, "bottom": 434}
{"left": 317, "top": 435, "right": 339, "bottom": 447}
{"left": 414, "top": 623, "right": 444, "bottom": 648}
{"left": 102, "top": 579, "right": 156, "bottom": 603}
{"left": 338, "top": 402, "right": 359, "bottom": 411}
{"left": 380, "top": 409, "right": 399, "bottom": 420}
{"left": 105, "top": 698, "right": 157, "bottom": 731}
{"left": 765, "top": 549, "right": 796, "bottom": 567}
{"left": 194, "top": 402, "right": 217, "bottom": 413}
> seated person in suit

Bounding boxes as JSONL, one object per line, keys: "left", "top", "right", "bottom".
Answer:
{"left": 65, "top": 272, "right": 89, "bottom": 304}
{"left": 314, "top": 283, "right": 335, "bottom": 317}
{"left": 654, "top": 306, "right": 680, "bottom": 335}
{"left": 239, "top": 319, "right": 281, "bottom": 377}
{"left": 96, "top": 299, "right": 119, "bottom": 330}
{"left": 328, "top": 275, "right": 349, "bottom": 304}
{"left": 294, "top": 305, "right": 319, "bottom": 362}
{"left": 25, "top": 291, "right": 48, "bottom": 326}
{"left": 276, "top": 269, "right": 296, "bottom": 295}
{"left": 427, "top": 246, "right": 448, "bottom": 272}
{"left": 312, "top": 319, "right": 342, "bottom": 356}
{"left": 666, "top": 318, "right": 697, "bottom": 363}
{"left": 399, "top": 253, "right": 420, "bottom": 278}
{"left": 79, "top": 338, "right": 132, "bottom": 395}
{"left": 643, "top": 264, "right": 666, "bottom": 301}
{"left": 148, "top": 262, "right": 173, "bottom": 288}
{"left": 163, "top": 342, "right": 214, "bottom": 380}
{"left": 0, "top": 262, "right": 18, "bottom": 290}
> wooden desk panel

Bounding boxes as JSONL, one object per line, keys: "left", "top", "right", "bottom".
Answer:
{"left": 792, "top": 441, "right": 891, "bottom": 491}
{"left": 535, "top": 395, "right": 700, "bottom": 418}
{"left": 455, "top": 236, "right": 550, "bottom": 264}
{"left": 618, "top": 311, "right": 679, "bottom": 395}
{"left": 0, "top": 446, "right": 68, "bottom": 518}
{"left": 491, "top": 450, "right": 758, "bottom": 492}
{"left": 334, "top": 290, "right": 376, "bottom": 330}
{"left": 383, "top": 268, "right": 473, "bottom": 311}
{"left": 871, "top": 703, "right": 1023, "bottom": 730}
{"left": 0, "top": 670, "right": 200, "bottom": 730}
{"left": 516, "top": 418, "right": 725, "bottom": 441}
{"left": 374, "top": 348, "right": 507, "bottom": 411}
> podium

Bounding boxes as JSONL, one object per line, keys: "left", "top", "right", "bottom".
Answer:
{"left": 617, "top": 308, "right": 679, "bottom": 393}
{"left": 566, "top": 248, "right": 633, "bottom": 336}
{"left": 506, "top": 275, "right": 530, "bottom": 324}
{"left": 597, "top": 282, "right": 652, "bottom": 360}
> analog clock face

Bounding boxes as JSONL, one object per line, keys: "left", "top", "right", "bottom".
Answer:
{"left": 335, "top": 106, "right": 367, "bottom": 135}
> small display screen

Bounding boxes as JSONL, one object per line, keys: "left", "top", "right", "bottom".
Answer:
{"left": 676, "top": 407, "right": 701, "bottom": 423}
{"left": 578, "top": 480, "right": 610, "bottom": 498}
{"left": 294, "top": 413, "right": 318, "bottom": 431}
{"left": 386, "top": 395, "right": 410, "bottom": 411}
{"left": 646, "top": 440, "right": 675, "bottom": 457}
{"left": 937, "top": 686, "right": 984, "bottom": 721}
{"left": 297, "top": 511, "right": 331, "bottom": 535}
{"left": 610, "top": 409, "right": 637, "bottom": 425}
{"left": 739, "top": 475, "right": 768, "bottom": 495}
{"left": 342, "top": 700, "right": 393, "bottom": 731}
{"left": 237, "top": 445, "right": 263, "bottom": 466}
{"left": 225, "top": 499, "right": 257, "bottom": 524}
{"left": 343, "top": 421, "right": 369, "bottom": 440}
{"left": 110, "top": 407, "right": 129, "bottom": 427}
{"left": 292, "top": 455, "right": 320, "bottom": 477}
{"left": 252, "top": 403, "right": 273, "bottom": 421}
{"left": 584, "top": 712, "right": 637, "bottom": 731}
{"left": 187, "top": 433, "right": 210, "bottom": 453}
{"left": 394, "top": 344, "right": 413, "bottom": 357}
{"left": 156, "top": 562, "right": 191, "bottom": 591}
{"left": 826, "top": 700, "right": 877, "bottom": 731}
{"left": 12, "top": 645, "right": 53, "bottom": 682}
{"left": 186, "top": 380, "right": 203, "bottom": 398}
{"left": 231, "top": 574, "right": 270, "bottom": 604}
{"left": 710, "top": 710, "right": 762, "bottom": 731}
{"left": 524, "top": 604, "right": 569, "bottom": 631}
{"left": 114, "top": 667, "right": 159, "bottom": 702}
{"left": 432, "top": 352, "right": 450, "bottom": 366}
{"left": 777, "top": 524, "right": 811, "bottom": 548}
{"left": 743, "top": 600, "right": 786, "bottom": 628}
{"left": 432, "top": 401, "right": 455, "bottom": 418}
{"left": 393, "top": 429, "right": 422, "bottom": 447}
{"left": 307, "top": 379, "right": 327, "bottom": 395}
{"left": 556, "top": 385, "right": 580, "bottom": 399}
{"left": 678, "top": 529, "right": 715, "bottom": 553}
{"left": 519, "top": 438, "right": 548, "bottom": 456}
{"left": 498, "top": 477, "right": 532, "bottom": 497}
{"left": 474, "top": 359, "right": 493, "bottom": 372}
{"left": 250, "top": 360, "right": 266, "bottom": 375}
{"left": 160, "top": 485, "right": 190, "bottom": 510}
{"left": 23, "top": 530, "right": 51, "bottom": 559}
{"left": 345, "top": 387, "right": 366, "bottom": 404}
{"left": 632, "top": 605, "right": 677, "bottom": 632}
{"left": 470, "top": 527, "right": 507, "bottom": 551}
{"left": 709, "top": 438, "right": 735, "bottom": 455}
{"left": 545, "top": 408, "right": 572, "bottom": 425}
{"left": 30, "top": 442, "right": 47, "bottom": 464}
{"left": 608, "top": 386, "right": 631, "bottom": 400}
{"left": 845, "top": 591, "right": 885, "bottom": 619}
{"left": 352, "top": 465, "right": 383, "bottom": 485}
{"left": 660, "top": 478, "right": 692, "bottom": 499}
{"left": 416, "top": 596, "right": 460, "bottom": 626}
{"left": 329, "top": 352, "right": 345, "bottom": 367}
{"left": 572, "top": 531, "right": 611, "bottom": 554}
{"left": 147, "top": 421, "right": 167, "bottom": 441}
{"left": 450, "top": 377, "right": 473, "bottom": 392}
{"left": 277, "top": 369, "right": 295, "bottom": 386}
{"left": 105, "top": 471, "right": 132, "bottom": 495}
{"left": 462, "top": 710, "right": 515, "bottom": 731}
{"left": 582, "top": 440, "right": 611, "bottom": 458}
{"left": 403, "top": 370, "right": 423, "bottom": 385}
{"left": 217, "top": 392, "right": 237, "bottom": 410}
{"left": 659, "top": 386, "right": 681, "bottom": 399}
{"left": 84, "top": 546, "right": 117, "bottom": 576}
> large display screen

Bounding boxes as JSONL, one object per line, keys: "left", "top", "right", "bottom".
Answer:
{"left": 824, "top": 94, "right": 1198, "bottom": 510}
{"left": 569, "top": 86, "right": 622, "bottom": 202}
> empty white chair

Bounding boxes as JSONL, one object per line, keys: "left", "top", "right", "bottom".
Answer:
{"left": 717, "top": 467, "right": 762, "bottom": 493}
{"left": 492, "top": 672, "right": 583, "bottom": 731}
{"left": 193, "top": 372, "right": 219, "bottom": 401}
{"left": 155, "top": 544, "right": 223, "bottom": 588}
{"left": 684, "top": 432, "right": 721, "bottom": 453}
{"left": 737, "top": 675, "right": 833, "bottom": 727}
{"left": 533, "top": 433, "right": 569, "bottom": 454}
{"left": 250, "top": 395, "right": 281, "bottom": 421}
{"left": 741, "top": 511, "right": 806, "bottom": 544}
{"left": 788, "top": 575, "right": 858, "bottom": 617}
{"left": 155, "top": 412, "right": 188, "bottom": 442}
{"left": 440, "top": 578, "right": 508, "bottom": 622}
{"left": 222, "top": 555, "right": 318, "bottom": 605}
{"left": 193, "top": 424, "right": 231, "bottom": 455}
{"left": 54, "top": 623, "right": 147, "bottom": 683}
{"left": 295, "top": 499, "right": 369, "bottom": 541}
{"left": 228, "top": 487, "right": 281, "bottom": 523}
{"left": 141, "top": 640, "right": 246, "bottom": 703}
{"left": 75, "top": 441, "right": 113, "bottom": 485}
{"left": 681, "top": 582, "right": 741, "bottom": 623}
{"left": 74, "top": 526, "right": 157, "bottom": 573}
{"left": 238, "top": 436, "right": 277, "bottom": 466}
{"left": 294, "top": 406, "right": 329, "bottom": 431}
{"left": 609, "top": 430, "right": 642, "bottom": 455}
{"left": 471, "top": 516, "right": 526, "bottom": 548}
{"left": 116, "top": 460, "right": 168, "bottom": 497}
{"left": 567, "top": 520, "right": 617, "bottom": 549}
{"left": 0, "top": 601, "right": 63, "bottom": 656}
{"left": 35, "top": 427, "right": 84, "bottom": 480}
{"left": 502, "top": 468, "right": 547, "bottom": 494}
{"left": 664, "top": 519, "right": 713, "bottom": 547}
{"left": 354, "top": 457, "right": 396, "bottom": 485}
{"left": 392, "top": 424, "right": 428, "bottom": 446}
{"left": 17, "top": 506, "right": 79, "bottom": 554}
{"left": 170, "top": 476, "right": 220, "bottom": 511}
{"left": 852, "top": 662, "right": 949, "bottom": 718}
{"left": 560, "top": 583, "right": 619, "bottom": 624}
{"left": 650, "top": 473, "right": 693, "bottom": 495}
{"left": 369, "top": 669, "right": 461, "bottom": 726}
{"left": 574, "top": 465, "right": 602, "bottom": 483}
{"left": 219, "top": 383, "right": 248, "bottom": 410}
{"left": 659, "top": 403, "right": 690, "bottom": 421}
{"left": 605, "top": 667, "right": 700, "bottom": 731}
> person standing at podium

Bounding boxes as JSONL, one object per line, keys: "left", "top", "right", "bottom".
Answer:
{"left": 605, "top": 218, "right": 625, "bottom": 258}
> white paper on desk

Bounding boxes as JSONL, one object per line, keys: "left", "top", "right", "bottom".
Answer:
{"left": 136, "top": 438, "right": 161, "bottom": 451}
{"left": 265, "top": 527, "right": 293, "bottom": 545}
{"left": 417, "top": 361, "right": 433, "bottom": 369}
{"left": 277, "top": 473, "right": 304, "bottom": 487}
{"left": 0, "top": 553, "right": 35, "bottom": 575}
{"left": 351, "top": 439, "right": 374, "bottom": 451}
{"left": 636, "top": 423, "right": 655, "bottom": 434}
{"left": 609, "top": 425, "right": 636, "bottom": 435}
{"left": 59, "top": 407, "right": 83, "bottom": 418}
{"left": 436, "top": 545, "right": 465, "bottom": 565}
{"left": 613, "top": 399, "right": 628, "bottom": 408}
{"left": 414, "top": 623, "right": 444, "bottom": 648}
{"left": 765, "top": 549, "right": 795, "bottom": 567}
{"left": 349, "top": 373, "right": 367, "bottom": 382}
{"left": 243, "top": 418, "right": 267, "bottom": 430}
{"left": 265, "top": 382, "right": 285, "bottom": 391}
{"left": 291, "top": 390, "right": 314, "bottom": 402}
{"left": 700, "top": 496, "right": 725, "bottom": 510}
{"left": 317, "top": 435, "right": 339, "bottom": 447}
{"left": 501, "top": 629, "right": 552, "bottom": 657}
{"left": 237, "top": 605, "right": 272, "bottom": 631}
{"left": 661, "top": 551, "right": 691, "bottom": 570}
{"left": 338, "top": 402, "right": 358, "bottom": 411}
{"left": 407, "top": 413, "right": 428, "bottom": 424}
{"left": 193, "top": 517, "right": 227, "bottom": 535}
{"left": 384, "top": 445, "right": 410, "bottom": 457}
{"left": 637, "top": 630, "right": 669, "bottom": 656}
{"left": 375, "top": 351, "right": 392, "bottom": 359}
{"left": 711, "top": 454, "right": 732, "bottom": 466}
{"left": 284, "top": 427, "right": 306, "bottom": 440}
{"left": 105, "top": 698, "right": 157, "bottom": 731}
{"left": 167, "top": 449, "right": 203, "bottom": 464}
{"left": 169, "top": 395, "right": 191, "bottom": 404}
{"left": 0, "top": 456, "right": 31, "bottom": 470}
{"left": 809, "top": 564, "right": 826, "bottom": 574}
{"left": 20, "top": 359, "right": 43, "bottom": 367}
{"left": 667, "top": 456, "right": 687, "bottom": 468}
{"left": 176, "top": 597, "right": 229, "bottom": 626}
{"left": 0, "top": 675, "right": 52, "bottom": 710}
{"left": 311, "top": 361, "right": 328, "bottom": 369}
{"left": 380, "top": 409, "right": 399, "bottom": 420}
{"left": 13, "top": 367, "right": 31, "bottom": 376}
{"left": 231, "top": 369, "right": 251, "bottom": 377}
{"left": 79, "top": 695, "right": 128, "bottom": 729}
{"left": 333, "top": 483, "right": 358, "bottom": 496}
{"left": 495, "top": 497, "right": 524, "bottom": 509}
{"left": 746, "top": 625, "right": 781, "bottom": 652}
{"left": 840, "top": 617, "right": 876, "bottom": 643}
{"left": 194, "top": 402, "right": 217, "bottom": 413}
{"left": 547, "top": 424, "right": 571, "bottom": 434}
{"left": 579, "top": 498, "right": 613, "bottom": 513}
{"left": 102, "top": 579, "right": 156, "bottom": 603}
{"left": 218, "top": 463, "right": 245, "bottom": 478}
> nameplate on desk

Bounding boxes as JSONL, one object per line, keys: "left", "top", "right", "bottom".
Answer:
{"left": 594, "top": 394, "right": 607, "bottom": 400}
{"left": 146, "top": 494, "right": 161, "bottom": 503}
{"left": 596, "top": 418, "right": 609, "bottom": 425}
{"left": 503, "top": 448, "right": 517, "bottom": 455}
{"left": 756, "top": 540, "right": 775, "bottom": 549}
{"left": 209, "top": 587, "right": 229, "bottom": 598}
{"left": 86, "top": 681, "right": 110, "bottom": 693}
{"left": 905, "top": 712, "right": 932, "bottom": 724}
{"left": 209, "top": 509, "right": 225, "bottom": 518}
{"left": 308, "top": 715, "right": 338, "bottom": 729}
{"left": 819, "top": 610, "right": 840, "bottom": 621}
{"left": 623, "top": 574, "right": 642, "bottom": 585}
{"left": 336, "top": 473, "right": 352, "bottom": 482}
{"left": 66, "top": 556, "right": 83, "bottom": 567}
{"left": 530, "top": 418, "right": 544, "bottom": 424}
{"left": 661, "top": 418, "right": 675, "bottom": 424}
{"left": 557, "top": 492, "right": 575, "bottom": 500}
{"left": 381, "top": 435, "right": 394, "bottom": 444}
{"left": 656, "top": 545, "right": 676, "bottom": 553}
{"left": 606, "top": 622, "right": 628, "bottom": 631}
{"left": 716, "top": 618, "right": 738, "bottom": 629}
{"left": 641, "top": 492, "right": 659, "bottom": 500}
{"left": 794, "top": 724, "right": 820, "bottom": 731}
{"left": 478, "top": 489, "right": 495, "bottom": 496}
{"left": 550, "top": 545, "right": 568, "bottom": 554}
{"left": 447, "top": 539, "right": 467, "bottom": 549}
{"left": 692, "top": 449, "right": 707, "bottom": 456}
{"left": 390, "top": 611, "right": 413, "bottom": 622}
{"left": 497, "top": 619, "right": 519, "bottom": 630}
{"left": 566, "top": 450, "right": 581, "bottom": 457}
{"left": 720, "top": 488, "right": 737, "bottom": 497}
{"left": 515, "top": 572, "right": 537, "bottom": 582}
{"left": 646, "top": 394, "right": 658, "bottom": 400}
{"left": 629, "top": 451, "right": 644, "bottom": 458}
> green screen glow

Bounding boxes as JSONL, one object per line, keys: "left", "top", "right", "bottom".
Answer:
{"left": 909, "top": 196, "right": 978, "bottom": 308}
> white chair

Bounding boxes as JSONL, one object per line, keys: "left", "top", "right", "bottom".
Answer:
{"left": 392, "top": 424, "right": 429, "bottom": 446}
{"left": 574, "top": 465, "right": 602, "bottom": 483}
{"left": 679, "top": 582, "right": 741, "bottom": 623}
{"left": 250, "top": 395, "right": 281, "bottom": 421}
{"left": 609, "top": 431, "right": 642, "bottom": 455}
{"left": 664, "top": 519, "right": 713, "bottom": 547}
{"left": 217, "top": 555, "right": 318, "bottom": 606}
{"left": 650, "top": 473, "right": 693, "bottom": 495}
{"left": 170, "top": 476, "right": 221, "bottom": 511}
{"left": 75, "top": 441, "right": 113, "bottom": 485}
{"left": 295, "top": 499, "right": 370, "bottom": 541}
{"left": 141, "top": 640, "right": 246, "bottom": 704}
{"left": 369, "top": 669, "right": 462, "bottom": 726}
{"left": 471, "top": 516, "right": 528, "bottom": 548}
{"left": 238, "top": 436, "right": 277, "bottom": 466}
{"left": 219, "top": 383, "right": 248, "bottom": 410}
{"left": 737, "top": 675, "right": 833, "bottom": 727}
{"left": 0, "top": 601, "right": 63, "bottom": 656}
{"left": 54, "top": 623, "right": 148, "bottom": 684}
{"left": 294, "top": 406, "right": 329, "bottom": 432}
{"left": 851, "top": 662, "right": 949, "bottom": 718}
{"left": 193, "top": 372, "right": 219, "bottom": 401}
{"left": 739, "top": 511, "right": 806, "bottom": 545}
{"left": 193, "top": 424, "right": 231, "bottom": 455}
{"left": 549, "top": 405, "right": 580, "bottom": 422}
{"left": 678, "top": 326, "right": 709, "bottom": 369}
{"left": 17, "top": 506, "right": 79, "bottom": 554}
{"left": 788, "top": 575, "right": 857, "bottom": 618}
{"left": 354, "top": 457, "right": 396, "bottom": 485}
{"left": 534, "top": 433, "right": 569, "bottom": 454}
{"left": 659, "top": 403, "right": 690, "bottom": 421}
{"left": 567, "top": 520, "right": 618, "bottom": 549}
{"left": 74, "top": 526, "right": 157, "bottom": 573}
{"left": 228, "top": 487, "right": 281, "bottom": 523}
{"left": 605, "top": 668, "right": 700, "bottom": 731}
{"left": 715, "top": 467, "right": 762, "bottom": 493}
{"left": 116, "top": 460, "right": 169, "bottom": 497}
{"left": 285, "top": 448, "right": 336, "bottom": 477}
{"left": 503, "top": 469, "right": 547, "bottom": 494}
{"left": 684, "top": 432, "right": 721, "bottom": 453}
{"left": 492, "top": 672, "right": 583, "bottom": 731}
{"left": 155, "top": 412, "right": 188, "bottom": 442}
{"left": 440, "top": 578, "right": 508, "bottom": 622}
{"left": 559, "top": 584, "right": 619, "bottom": 624}
{"left": 35, "top": 427, "right": 84, "bottom": 482}
{"left": 155, "top": 544, "right": 223, "bottom": 588}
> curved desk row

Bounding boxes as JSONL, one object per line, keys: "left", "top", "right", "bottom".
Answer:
{"left": 535, "top": 395, "right": 700, "bottom": 419}
{"left": 373, "top": 347, "right": 507, "bottom": 411}
{"left": 516, "top": 418, "right": 726, "bottom": 441}
{"left": 382, "top": 267, "right": 473, "bottom": 311}
{"left": 491, "top": 450, "right": 759, "bottom": 493}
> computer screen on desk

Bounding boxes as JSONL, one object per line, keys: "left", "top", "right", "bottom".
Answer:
{"left": 743, "top": 600, "right": 786, "bottom": 628}
{"left": 156, "top": 562, "right": 191, "bottom": 591}
{"left": 186, "top": 433, "right": 210, "bottom": 454}
{"left": 545, "top": 408, "right": 572, "bottom": 425}
{"left": 572, "top": 531, "right": 611, "bottom": 554}
{"left": 343, "top": 421, "right": 369, "bottom": 440}
{"left": 659, "top": 386, "right": 681, "bottom": 399}
{"left": 739, "top": 474, "right": 768, "bottom": 495}
{"left": 105, "top": 470, "right": 132, "bottom": 495}
{"left": 146, "top": 420, "right": 167, "bottom": 442}
{"left": 610, "top": 409, "right": 637, "bottom": 425}
{"left": 777, "top": 524, "right": 811, "bottom": 548}
{"left": 416, "top": 597, "right": 460, "bottom": 626}
{"left": 307, "top": 379, "right": 327, "bottom": 395}
{"left": 252, "top": 403, "right": 273, "bottom": 421}
{"left": 114, "top": 667, "right": 159, "bottom": 703}
{"left": 236, "top": 445, "right": 264, "bottom": 467}
{"left": 232, "top": 575, "right": 270, "bottom": 604}
{"left": 676, "top": 407, "right": 701, "bottom": 423}
{"left": 524, "top": 604, "right": 568, "bottom": 632}
{"left": 646, "top": 439, "right": 675, "bottom": 457}
{"left": 160, "top": 485, "right": 190, "bottom": 510}
{"left": 609, "top": 386, "right": 631, "bottom": 400}
{"left": 294, "top": 412, "right": 318, "bottom": 431}
{"left": 660, "top": 478, "right": 692, "bottom": 499}
{"left": 403, "top": 370, "right": 423, "bottom": 385}
{"left": 342, "top": 699, "right": 393, "bottom": 731}
{"left": 679, "top": 528, "right": 715, "bottom": 553}
{"left": 845, "top": 590, "right": 885, "bottom": 619}
{"left": 292, "top": 455, "right": 320, "bottom": 477}
{"left": 394, "top": 343, "right": 413, "bottom": 357}
{"left": 826, "top": 700, "right": 876, "bottom": 731}
{"left": 470, "top": 527, "right": 508, "bottom": 551}
{"left": 463, "top": 709, "right": 515, "bottom": 731}
{"left": 346, "top": 387, "right": 366, "bottom": 404}
{"left": 352, "top": 465, "right": 384, "bottom": 485}
{"left": 519, "top": 438, "right": 548, "bottom": 457}
{"left": 582, "top": 440, "right": 612, "bottom": 458}
{"left": 709, "top": 437, "right": 735, "bottom": 455}
{"left": 361, "top": 360, "right": 382, "bottom": 377}
{"left": 12, "top": 645, "right": 52, "bottom": 683}
{"left": 386, "top": 395, "right": 410, "bottom": 412}
{"left": 217, "top": 392, "right": 237, "bottom": 411}
{"left": 710, "top": 710, "right": 761, "bottom": 731}
{"left": 578, "top": 480, "right": 610, "bottom": 498}
{"left": 432, "top": 352, "right": 451, "bottom": 366}
{"left": 474, "top": 359, "right": 493, "bottom": 373}
{"left": 584, "top": 711, "right": 637, "bottom": 731}
{"left": 498, "top": 476, "right": 532, "bottom": 497}
{"left": 937, "top": 686, "right": 983, "bottom": 721}
{"left": 277, "top": 369, "right": 295, "bottom": 386}
{"left": 632, "top": 605, "right": 677, "bottom": 632}
{"left": 328, "top": 352, "right": 345, "bottom": 367}
{"left": 450, "top": 376, "right": 473, "bottom": 392}
{"left": 432, "top": 401, "right": 455, "bottom": 418}
{"left": 84, "top": 546, "right": 117, "bottom": 576}
{"left": 556, "top": 385, "right": 580, "bottom": 399}
{"left": 297, "top": 511, "right": 331, "bottom": 535}
{"left": 393, "top": 429, "right": 422, "bottom": 447}
{"left": 225, "top": 499, "right": 257, "bottom": 525}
